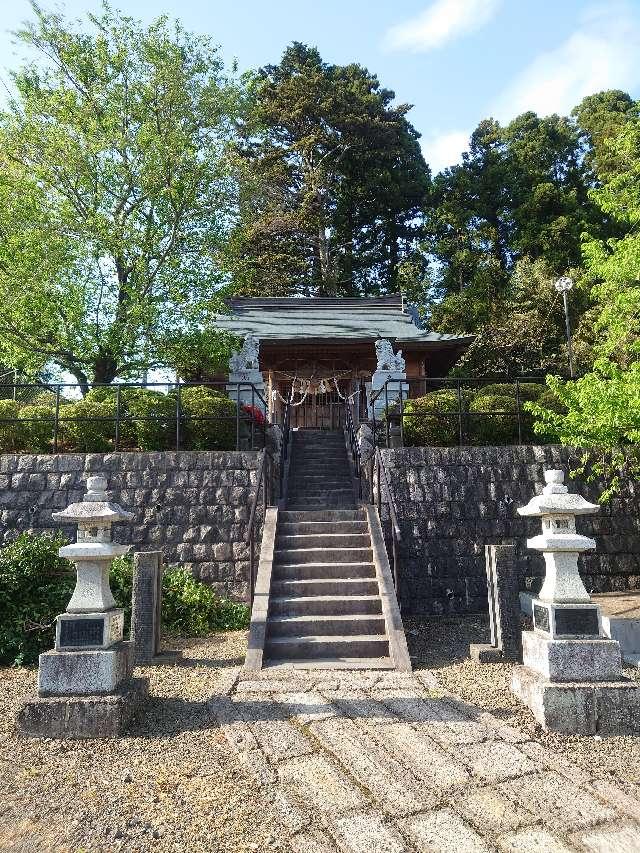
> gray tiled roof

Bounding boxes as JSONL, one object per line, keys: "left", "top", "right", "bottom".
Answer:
{"left": 215, "top": 295, "right": 470, "bottom": 347}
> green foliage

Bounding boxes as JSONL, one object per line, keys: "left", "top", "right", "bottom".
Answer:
{"left": 527, "top": 364, "right": 640, "bottom": 500}
{"left": 126, "top": 390, "right": 177, "bottom": 451}
{"left": 478, "top": 383, "right": 544, "bottom": 402}
{"left": 156, "top": 328, "right": 241, "bottom": 382}
{"left": 161, "top": 567, "right": 249, "bottom": 635}
{"left": 225, "top": 42, "right": 430, "bottom": 297}
{"left": 0, "top": 532, "right": 73, "bottom": 666}
{"left": 401, "top": 390, "right": 471, "bottom": 447}
{"left": 0, "top": 4, "right": 243, "bottom": 388}
{"left": 0, "top": 538, "right": 248, "bottom": 667}
{"left": 17, "top": 404, "right": 55, "bottom": 453}
{"left": 181, "top": 387, "right": 237, "bottom": 451}
{"left": 63, "top": 399, "right": 116, "bottom": 452}
{"left": 0, "top": 400, "right": 21, "bottom": 451}
{"left": 468, "top": 394, "right": 518, "bottom": 445}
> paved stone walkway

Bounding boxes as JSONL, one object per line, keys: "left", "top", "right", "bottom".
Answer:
{"left": 210, "top": 668, "right": 640, "bottom": 852}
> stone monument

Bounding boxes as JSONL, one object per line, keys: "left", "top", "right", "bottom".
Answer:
{"left": 511, "top": 469, "right": 640, "bottom": 735}
{"left": 17, "top": 476, "right": 149, "bottom": 738}
{"left": 470, "top": 543, "right": 522, "bottom": 664}
{"left": 369, "top": 339, "right": 408, "bottom": 427}
{"left": 227, "top": 334, "right": 266, "bottom": 413}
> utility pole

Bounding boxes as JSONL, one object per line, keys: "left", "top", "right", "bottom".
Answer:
{"left": 554, "top": 276, "right": 575, "bottom": 378}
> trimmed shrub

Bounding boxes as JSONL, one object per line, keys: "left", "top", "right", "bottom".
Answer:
{"left": 126, "top": 389, "right": 176, "bottom": 450}
{"left": 63, "top": 399, "right": 116, "bottom": 452}
{"left": 18, "top": 404, "right": 56, "bottom": 453}
{"left": 161, "top": 567, "right": 249, "bottom": 635}
{"left": 478, "top": 382, "right": 545, "bottom": 403}
{"left": 0, "top": 400, "right": 21, "bottom": 452}
{"left": 181, "top": 386, "right": 237, "bottom": 451}
{"left": 0, "top": 532, "right": 74, "bottom": 666}
{"left": 468, "top": 394, "right": 519, "bottom": 445}
{"left": 401, "top": 389, "right": 473, "bottom": 447}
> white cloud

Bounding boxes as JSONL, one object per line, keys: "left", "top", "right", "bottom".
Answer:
{"left": 421, "top": 129, "right": 470, "bottom": 174}
{"left": 385, "top": 0, "right": 501, "bottom": 53}
{"left": 493, "top": 2, "right": 640, "bottom": 122}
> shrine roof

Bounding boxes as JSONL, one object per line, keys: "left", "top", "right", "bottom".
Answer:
{"left": 215, "top": 295, "right": 472, "bottom": 349}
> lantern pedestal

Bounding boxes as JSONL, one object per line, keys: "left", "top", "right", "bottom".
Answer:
{"left": 17, "top": 476, "right": 148, "bottom": 739}
{"left": 511, "top": 470, "right": 640, "bottom": 735}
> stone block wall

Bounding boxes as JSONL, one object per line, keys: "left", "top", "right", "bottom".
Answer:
{"left": 0, "top": 451, "right": 264, "bottom": 601}
{"left": 379, "top": 445, "right": 640, "bottom": 617}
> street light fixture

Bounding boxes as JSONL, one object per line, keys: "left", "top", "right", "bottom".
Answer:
{"left": 554, "top": 276, "right": 575, "bottom": 378}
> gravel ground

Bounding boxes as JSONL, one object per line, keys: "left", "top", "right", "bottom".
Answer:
{"left": 0, "top": 631, "right": 290, "bottom": 853}
{"left": 3, "top": 618, "right": 640, "bottom": 852}
{"left": 406, "top": 615, "right": 640, "bottom": 793}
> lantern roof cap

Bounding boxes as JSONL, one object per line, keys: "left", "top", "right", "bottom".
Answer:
{"left": 52, "top": 476, "right": 133, "bottom": 525}
{"left": 518, "top": 469, "right": 599, "bottom": 518}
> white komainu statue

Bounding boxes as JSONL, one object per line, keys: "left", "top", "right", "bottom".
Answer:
{"left": 375, "top": 339, "right": 405, "bottom": 373}
{"left": 229, "top": 334, "right": 260, "bottom": 373}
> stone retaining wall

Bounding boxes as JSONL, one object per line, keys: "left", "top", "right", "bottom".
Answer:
{"left": 379, "top": 445, "right": 640, "bottom": 617}
{"left": 0, "top": 451, "right": 264, "bottom": 601}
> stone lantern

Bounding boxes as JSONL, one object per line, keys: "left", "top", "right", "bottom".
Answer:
{"left": 511, "top": 469, "right": 640, "bottom": 735}
{"left": 17, "top": 476, "right": 148, "bottom": 738}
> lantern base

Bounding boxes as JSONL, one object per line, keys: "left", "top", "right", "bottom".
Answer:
{"left": 511, "top": 665, "right": 640, "bottom": 736}
{"left": 17, "top": 677, "right": 148, "bottom": 739}
{"left": 38, "top": 639, "right": 134, "bottom": 696}
{"left": 532, "top": 598, "right": 601, "bottom": 639}
{"left": 522, "top": 630, "right": 623, "bottom": 683}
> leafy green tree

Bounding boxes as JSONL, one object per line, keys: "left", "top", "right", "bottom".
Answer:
{"left": 572, "top": 89, "right": 638, "bottom": 180}
{"left": 0, "top": 3, "right": 243, "bottom": 392}
{"left": 225, "top": 43, "right": 429, "bottom": 297}
{"left": 529, "top": 114, "right": 640, "bottom": 496}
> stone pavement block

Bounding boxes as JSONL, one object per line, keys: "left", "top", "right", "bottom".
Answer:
{"left": 320, "top": 689, "right": 398, "bottom": 725}
{"left": 474, "top": 709, "right": 529, "bottom": 743}
{"left": 452, "top": 786, "right": 536, "bottom": 834}
{"left": 372, "top": 689, "right": 452, "bottom": 723}
{"left": 249, "top": 718, "right": 315, "bottom": 763}
{"left": 336, "top": 673, "right": 382, "bottom": 691}
{"left": 413, "top": 669, "right": 441, "bottom": 691}
{"left": 498, "top": 771, "right": 616, "bottom": 832}
{"left": 399, "top": 808, "right": 492, "bottom": 852}
{"left": 271, "top": 788, "right": 312, "bottom": 834}
{"left": 457, "top": 741, "right": 536, "bottom": 783}
{"left": 276, "top": 691, "right": 338, "bottom": 723}
{"left": 574, "top": 822, "right": 640, "bottom": 853}
{"left": 290, "top": 828, "right": 338, "bottom": 853}
{"left": 586, "top": 779, "right": 640, "bottom": 823}
{"left": 329, "top": 810, "right": 408, "bottom": 853}
{"left": 413, "top": 706, "right": 490, "bottom": 746}
{"left": 278, "top": 754, "right": 367, "bottom": 816}
{"left": 310, "top": 717, "right": 436, "bottom": 816}
{"left": 374, "top": 673, "right": 425, "bottom": 692}
{"left": 237, "top": 747, "right": 277, "bottom": 786}
{"left": 496, "top": 828, "right": 576, "bottom": 852}
{"left": 237, "top": 679, "right": 312, "bottom": 694}
{"left": 518, "top": 741, "right": 590, "bottom": 785}
{"left": 211, "top": 697, "right": 259, "bottom": 753}
{"left": 362, "top": 720, "right": 469, "bottom": 790}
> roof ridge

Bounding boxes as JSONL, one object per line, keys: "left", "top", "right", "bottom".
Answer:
{"left": 229, "top": 294, "right": 403, "bottom": 310}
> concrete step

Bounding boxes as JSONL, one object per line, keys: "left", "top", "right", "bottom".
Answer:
{"left": 269, "top": 594, "right": 382, "bottom": 617}
{"left": 286, "top": 504, "right": 357, "bottom": 511}
{"left": 278, "top": 521, "right": 368, "bottom": 535}
{"left": 271, "top": 577, "right": 380, "bottom": 597}
{"left": 274, "top": 547, "right": 373, "bottom": 565}
{"left": 273, "top": 561, "right": 375, "bottom": 580}
{"left": 280, "top": 509, "right": 365, "bottom": 522}
{"left": 263, "top": 657, "right": 395, "bottom": 670}
{"left": 268, "top": 614, "right": 387, "bottom": 638}
{"left": 276, "top": 533, "right": 371, "bottom": 550}
{"left": 265, "top": 634, "right": 390, "bottom": 660}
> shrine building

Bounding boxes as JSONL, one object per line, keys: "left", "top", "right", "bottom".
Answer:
{"left": 215, "top": 294, "right": 472, "bottom": 428}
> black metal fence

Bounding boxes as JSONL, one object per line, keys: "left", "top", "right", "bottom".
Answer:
{"left": 369, "top": 376, "right": 561, "bottom": 448}
{"left": 0, "top": 380, "right": 268, "bottom": 453}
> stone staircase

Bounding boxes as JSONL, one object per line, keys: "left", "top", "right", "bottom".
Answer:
{"left": 258, "top": 430, "right": 408, "bottom": 669}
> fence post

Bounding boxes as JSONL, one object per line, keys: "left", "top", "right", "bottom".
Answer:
{"left": 515, "top": 379, "right": 523, "bottom": 445}
{"left": 175, "top": 382, "right": 182, "bottom": 451}
{"left": 115, "top": 385, "right": 121, "bottom": 452}
{"left": 457, "top": 380, "right": 464, "bottom": 446}
{"left": 53, "top": 385, "right": 61, "bottom": 453}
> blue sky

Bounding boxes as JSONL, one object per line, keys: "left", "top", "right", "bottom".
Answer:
{"left": 2, "top": 0, "right": 640, "bottom": 173}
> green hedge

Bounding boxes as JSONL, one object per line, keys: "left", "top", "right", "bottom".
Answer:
{"left": 181, "top": 386, "right": 237, "bottom": 451}
{"left": 0, "top": 534, "right": 250, "bottom": 666}
{"left": 468, "top": 394, "right": 519, "bottom": 445}
{"left": 401, "top": 389, "right": 473, "bottom": 447}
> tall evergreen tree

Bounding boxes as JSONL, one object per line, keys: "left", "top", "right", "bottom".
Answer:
{"left": 224, "top": 43, "right": 430, "bottom": 297}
